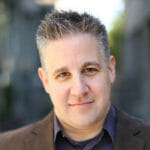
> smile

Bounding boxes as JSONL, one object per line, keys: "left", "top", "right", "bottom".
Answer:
{"left": 69, "top": 101, "right": 94, "bottom": 107}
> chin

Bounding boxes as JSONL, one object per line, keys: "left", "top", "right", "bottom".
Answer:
{"left": 70, "top": 117, "right": 98, "bottom": 129}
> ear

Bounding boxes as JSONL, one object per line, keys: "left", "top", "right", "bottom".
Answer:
{"left": 108, "top": 56, "right": 116, "bottom": 84}
{"left": 38, "top": 67, "right": 49, "bottom": 93}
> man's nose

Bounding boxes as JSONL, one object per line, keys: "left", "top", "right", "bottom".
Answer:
{"left": 70, "top": 76, "right": 89, "bottom": 97}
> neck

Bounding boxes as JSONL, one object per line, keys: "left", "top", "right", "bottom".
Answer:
{"left": 59, "top": 117, "right": 105, "bottom": 142}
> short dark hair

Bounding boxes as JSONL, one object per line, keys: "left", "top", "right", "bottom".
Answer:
{"left": 36, "top": 10, "right": 110, "bottom": 66}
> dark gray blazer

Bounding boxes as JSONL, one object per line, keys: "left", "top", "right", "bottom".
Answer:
{"left": 0, "top": 108, "right": 150, "bottom": 150}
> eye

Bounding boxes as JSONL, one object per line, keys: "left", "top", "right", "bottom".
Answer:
{"left": 83, "top": 67, "right": 98, "bottom": 76}
{"left": 56, "top": 72, "right": 70, "bottom": 81}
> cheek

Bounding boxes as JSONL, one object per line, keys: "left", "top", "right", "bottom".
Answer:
{"left": 48, "top": 83, "right": 69, "bottom": 106}
{"left": 92, "top": 83, "right": 109, "bottom": 96}
{"left": 90, "top": 76, "right": 110, "bottom": 94}
{"left": 91, "top": 79, "right": 111, "bottom": 110}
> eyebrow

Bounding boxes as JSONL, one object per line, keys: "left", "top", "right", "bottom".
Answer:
{"left": 82, "top": 61, "right": 102, "bottom": 68}
{"left": 53, "top": 67, "right": 68, "bottom": 77}
{"left": 53, "top": 61, "right": 101, "bottom": 76}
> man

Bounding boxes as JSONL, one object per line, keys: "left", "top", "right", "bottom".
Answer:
{"left": 0, "top": 10, "right": 150, "bottom": 150}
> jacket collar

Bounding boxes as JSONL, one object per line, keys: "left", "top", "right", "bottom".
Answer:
{"left": 25, "top": 108, "right": 145, "bottom": 150}
{"left": 114, "top": 108, "right": 144, "bottom": 150}
{"left": 25, "top": 111, "right": 55, "bottom": 150}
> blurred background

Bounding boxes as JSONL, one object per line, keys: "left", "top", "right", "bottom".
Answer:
{"left": 0, "top": 0, "right": 150, "bottom": 132}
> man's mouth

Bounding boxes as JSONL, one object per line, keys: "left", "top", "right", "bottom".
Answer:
{"left": 69, "top": 101, "right": 94, "bottom": 107}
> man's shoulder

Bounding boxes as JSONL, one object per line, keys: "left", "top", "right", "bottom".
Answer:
{"left": 116, "top": 107, "right": 150, "bottom": 126}
{"left": 0, "top": 122, "right": 34, "bottom": 142}
{"left": 0, "top": 111, "right": 54, "bottom": 149}
{"left": 114, "top": 107, "right": 150, "bottom": 150}
{"left": 116, "top": 107, "right": 150, "bottom": 137}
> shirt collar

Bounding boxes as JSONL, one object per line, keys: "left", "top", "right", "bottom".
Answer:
{"left": 103, "top": 104, "right": 116, "bottom": 142}
{"left": 53, "top": 114, "right": 62, "bottom": 142}
{"left": 54, "top": 103, "right": 116, "bottom": 143}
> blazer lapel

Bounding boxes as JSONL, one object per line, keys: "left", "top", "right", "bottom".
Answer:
{"left": 25, "top": 111, "right": 55, "bottom": 150}
{"left": 114, "top": 109, "right": 144, "bottom": 150}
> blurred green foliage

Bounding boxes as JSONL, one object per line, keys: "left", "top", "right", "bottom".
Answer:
{"left": 0, "top": 2, "right": 10, "bottom": 42}
{"left": 0, "top": 2, "right": 10, "bottom": 22}
{"left": 0, "top": 2, "right": 7, "bottom": 25}
{"left": 0, "top": 85, "right": 13, "bottom": 116}
{"left": 109, "top": 12, "right": 126, "bottom": 70}
{"left": 0, "top": 2, "right": 12, "bottom": 116}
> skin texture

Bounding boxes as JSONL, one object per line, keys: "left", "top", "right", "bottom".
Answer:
{"left": 38, "top": 33, "right": 116, "bottom": 141}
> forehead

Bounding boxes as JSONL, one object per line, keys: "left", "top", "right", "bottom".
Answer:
{"left": 42, "top": 33, "right": 105, "bottom": 70}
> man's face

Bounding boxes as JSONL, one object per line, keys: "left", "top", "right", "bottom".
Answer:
{"left": 38, "top": 33, "right": 116, "bottom": 129}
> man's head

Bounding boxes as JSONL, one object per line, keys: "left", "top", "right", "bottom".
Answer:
{"left": 36, "top": 10, "right": 110, "bottom": 69}
{"left": 36, "top": 10, "right": 116, "bottom": 139}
